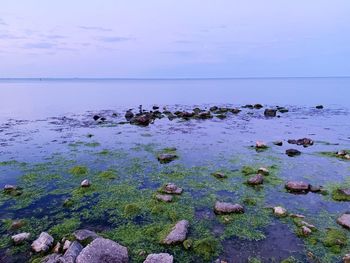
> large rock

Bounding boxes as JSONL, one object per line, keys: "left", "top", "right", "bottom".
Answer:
{"left": 157, "top": 154, "right": 177, "bottom": 164}
{"left": 214, "top": 201, "right": 244, "bottom": 215}
{"left": 143, "top": 253, "right": 173, "bottom": 263}
{"left": 286, "top": 149, "right": 301, "bottom": 157}
{"left": 160, "top": 183, "right": 183, "bottom": 195}
{"left": 285, "top": 181, "right": 310, "bottom": 193}
{"left": 162, "top": 220, "right": 189, "bottom": 245}
{"left": 264, "top": 109, "right": 277, "bottom": 117}
{"left": 130, "top": 113, "right": 153, "bottom": 126}
{"left": 73, "top": 229, "right": 98, "bottom": 242}
{"left": 76, "top": 238, "right": 128, "bottom": 263}
{"left": 247, "top": 174, "right": 264, "bottom": 186}
{"left": 31, "top": 232, "right": 54, "bottom": 253}
{"left": 11, "top": 232, "right": 30, "bottom": 245}
{"left": 58, "top": 241, "right": 83, "bottom": 263}
{"left": 337, "top": 214, "right": 350, "bottom": 229}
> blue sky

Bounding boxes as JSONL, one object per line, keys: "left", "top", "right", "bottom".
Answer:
{"left": 0, "top": 0, "right": 349, "bottom": 78}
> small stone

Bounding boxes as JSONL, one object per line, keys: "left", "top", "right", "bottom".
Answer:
{"left": 73, "top": 229, "right": 98, "bottom": 242}
{"left": 214, "top": 201, "right": 244, "bottom": 215}
{"left": 155, "top": 194, "right": 173, "bottom": 203}
{"left": 301, "top": 226, "right": 312, "bottom": 236}
{"left": 161, "top": 183, "right": 183, "bottom": 195}
{"left": 4, "top": 184, "right": 17, "bottom": 191}
{"left": 247, "top": 174, "right": 264, "bottom": 185}
{"left": 144, "top": 253, "right": 174, "bottom": 263}
{"left": 344, "top": 155, "right": 350, "bottom": 160}
{"left": 162, "top": 220, "right": 189, "bottom": 245}
{"left": 337, "top": 150, "right": 348, "bottom": 156}
{"left": 31, "top": 232, "right": 54, "bottom": 253}
{"left": 3, "top": 184, "right": 22, "bottom": 196}
{"left": 273, "top": 141, "right": 283, "bottom": 146}
{"left": 273, "top": 206, "right": 287, "bottom": 217}
{"left": 80, "top": 179, "right": 90, "bottom": 187}
{"left": 300, "top": 221, "right": 316, "bottom": 230}
{"left": 11, "top": 232, "right": 30, "bottom": 245}
{"left": 255, "top": 141, "right": 267, "bottom": 149}
{"left": 257, "top": 167, "right": 269, "bottom": 176}
{"left": 286, "top": 149, "right": 301, "bottom": 157}
{"left": 63, "top": 240, "right": 71, "bottom": 251}
{"left": 285, "top": 181, "right": 310, "bottom": 192}
{"left": 157, "top": 153, "right": 178, "bottom": 164}
{"left": 212, "top": 172, "right": 227, "bottom": 179}
{"left": 42, "top": 254, "right": 62, "bottom": 263}
{"left": 337, "top": 214, "right": 350, "bottom": 229}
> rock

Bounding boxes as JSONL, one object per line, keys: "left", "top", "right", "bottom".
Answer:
{"left": 255, "top": 141, "right": 267, "bottom": 149}
{"left": 93, "top": 115, "right": 100, "bottom": 121}
{"left": 53, "top": 242, "right": 61, "bottom": 253}
{"left": 157, "top": 153, "right": 177, "bottom": 164}
{"left": 338, "top": 189, "right": 350, "bottom": 197}
{"left": 63, "top": 240, "right": 72, "bottom": 251}
{"left": 76, "top": 238, "right": 128, "bottom": 263}
{"left": 273, "top": 206, "right": 287, "bottom": 217}
{"left": 343, "top": 253, "right": 350, "bottom": 263}
{"left": 247, "top": 174, "right": 264, "bottom": 185}
{"left": 152, "top": 105, "right": 160, "bottom": 110}
{"left": 300, "top": 221, "right": 316, "bottom": 230}
{"left": 31, "top": 232, "right": 54, "bottom": 253}
{"left": 59, "top": 241, "right": 83, "bottom": 263}
{"left": 3, "top": 184, "right": 22, "bottom": 196}
{"left": 288, "top": 138, "right": 314, "bottom": 147}
{"left": 161, "top": 183, "right": 183, "bottom": 195}
{"left": 345, "top": 155, "right": 350, "bottom": 160}
{"left": 253, "top": 104, "right": 263, "bottom": 109}
{"left": 80, "top": 179, "right": 90, "bottom": 188}
{"left": 286, "top": 149, "right": 301, "bottom": 157}
{"left": 73, "top": 229, "right": 98, "bottom": 242}
{"left": 130, "top": 113, "right": 153, "bottom": 126}
{"left": 162, "top": 220, "right": 189, "bottom": 245}
{"left": 214, "top": 201, "right": 244, "bottom": 215}
{"left": 197, "top": 111, "right": 212, "bottom": 119}
{"left": 144, "top": 253, "right": 173, "bottom": 263}
{"left": 301, "top": 226, "right": 312, "bottom": 236}
{"left": 4, "top": 184, "right": 17, "bottom": 191}
{"left": 337, "top": 214, "right": 350, "bottom": 229}
{"left": 278, "top": 107, "right": 289, "bottom": 113}
{"left": 316, "top": 105, "right": 324, "bottom": 109}
{"left": 257, "top": 167, "right": 269, "bottom": 176}
{"left": 285, "top": 181, "right": 310, "bottom": 192}
{"left": 42, "top": 254, "right": 62, "bottom": 263}
{"left": 273, "top": 141, "right": 283, "bottom": 146}
{"left": 155, "top": 194, "right": 173, "bottom": 203}
{"left": 10, "top": 220, "right": 25, "bottom": 230}
{"left": 125, "top": 111, "right": 134, "bottom": 121}
{"left": 264, "top": 109, "right": 277, "bottom": 117}
{"left": 337, "top": 150, "right": 348, "bottom": 156}
{"left": 290, "top": 214, "right": 305, "bottom": 219}
{"left": 231, "top": 108, "right": 241, "bottom": 114}
{"left": 212, "top": 172, "right": 227, "bottom": 179}
{"left": 11, "top": 232, "right": 30, "bottom": 245}
{"left": 210, "top": 106, "right": 218, "bottom": 112}
{"left": 310, "top": 185, "right": 323, "bottom": 193}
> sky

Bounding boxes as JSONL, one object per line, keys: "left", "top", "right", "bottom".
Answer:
{"left": 0, "top": 0, "right": 350, "bottom": 78}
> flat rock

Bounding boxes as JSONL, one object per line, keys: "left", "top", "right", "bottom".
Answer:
{"left": 155, "top": 194, "right": 173, "bottom": 203}
{"left": 162, "top": 220, "right": 189, "bottom": 245}
{"left": 285, "top": 181, "right": 310, "bottom": 192}
{"left": 247, "top": 174, "right": 264, "bottom": 185}
{"left": 76, "top": 238, "right": 128, "bottom": 263}
{"left": 337, "top": 214, "right": 350, "bottom": 229}
{"left": 73, "top": 229, "right": 98, "bottom": 242}
{"left": 143, "top": 253, "right": 173, "bottom": 263}
{"left": 214, "top": 201, "right": 244, "bottom": 215}
{"left": 59, "top": 241, "right": 83, "bottom": 263}
{"left": 286, "top": 149, "right": 301, "bottom": 157}
{"left": 157, "top": 154, "right": 177, "bottom": 164}
{"left": 12, "top": 232, "right": 30, "bottom": 245}
{"left": 161, "top": 183, "right": 183, "bottom": 195}
{"left": 31, "top": 232, "right": 54, "bottom": 253}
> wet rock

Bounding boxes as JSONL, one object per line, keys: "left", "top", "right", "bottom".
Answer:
{"left": 157, "top": 153, "right": 178, "bottom": 164}
{"left": 243, "top": 104, "right": 253, "bottom": 109}
{"left": 11, "top": 232, "right": 30, "bottom": 245}
{"left": 337, "top": 150, "right": 348, "bottom": 157}
{"left": 130, "top": 113, "right": 153, "bottom": 126}
{"left": 144, "top": 253, "right": 173, "bottom": 263}
{"left": 290, "top": 214, "right": 305, "bottom": 219}
{"left": 3, "top": 184, "right": 22, "bottom": 196}
{"left": 277, "top": 107, "right": 289, "bottom": 113}
{"left": 257, "top": 167, "right": 269, "bottom": 176}
{"left": 161, "top": 183, "right": 183, "bottom": 195}
{"left": 273, "top": 206, "right": 287, "bottom": 217}
{"left": 231, "top": 108, "right": 241, "bottom": 114}
{"left": 286, "top": 149, "right": 301, "bottom": 157}
{"left": 31, "top": 232, "right": 54, "bottom": 253}
{"left": 247, "top": 174, "right": 264, "bottom": 186}
{"left": 210, "top": 106, "right": 218, "bottom": 112}
{"left": 76, "top": 238, "right": 128, "bottom": 263}
{"left": 155, "top": 194, "right": 173, "bottom": 203}
{"left": 152, "top": 105, "right": 160, "bottom": 110}
{"left": 288, "top": 138, "right": 314, "bottom": 147}
{"left": 264, "top": 109, "right": 277, "bottom": 117}
{"left": 92, "top": 115, "right": 100, "bottom": 121}
{"left": 214, "top": 201, "right": 244, "bottom": 215}
{"left": 73, "top": 229, "right": 99, "bottom": 242}
{"left": 125, "top": 111, "right": 134, "bottom": 121}
{"left": 212, "top": 172, "right": 227, "bottom": 179}
{"left": 162, "top": 220, "right": 189, "bottom": 245}
{"left": 197, "top": 111, "right": 212, "bottom": 119}
{"left": 216, "top": 114, "right": 227, "bottom": 120}
{"left": 285, "top": 181, "right": 310, "bottom": 193}
{"left": 301, "top": 226, "right": 312, "bottom": 236}
{"left": 273, "top": 141, "right": 283, "bottom": 146}
{"left": 337, "top": 214, "right": 350, "bottom": 229}
{"left": 255, "top": 141, "right": 267, "bottom": 149}
{"left": 316, "top": 105, "right": 324, "bottom": 109}
{"left": 59, "top": 241, "right": 83, "bottom": 263}
{"left": 80, "top": 179, "right": 90, "bottom": 188}
{"left": 253, "top": 104, "right": 263, "bottom": 109}
{"left": 338, "top": 189, "right": 350, "bottom": 197}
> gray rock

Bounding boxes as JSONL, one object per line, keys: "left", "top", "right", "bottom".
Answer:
{"left": 337, "top": 214, "right": 350, "bottom": 229}
{"left": 31, "top": 232, "right": 54, "bottom": 253}
{"left": 76, "top": 238, "right": 128, "bottom": 263}
{"left": 11, "top": 232, "right": 30, "bottom": 245}
{"left": 264, "top": 109, "right": 277, "bottom": 117}
{"left": 214, "top": 201, "right": 244, "bottom": 215}
{"left": 257, "top": 167, "right": 269, "bottom": 175}
{"left": 247, "top": 174, "right": 264, "bottom": 185}
{"left": 161, "top": 183, "right": 183, "bottom": 195}
{"left": 73, "top": 229, "right": 98, "bottom": 242}
{"left": 285, "top": 181, "right": 310, "bottom": 192}
{"left": 42, "top": 254, "right": 62, "bottom": 263}
{"left": 273, "top": 141, "right": 283, "bottom": 146}
{"left": 255, "top": 141, "right": 267, "bottom": 149}
{"left": 143, "top": 253, "right": 173, "bottom": 263}
{"left": 58, "top": 241, "right": 83, "bottom": 263}
{"left": 155, "top": 194, "right": 173, "bottom": 203}
{"left": 162, "top": 220, "right": 189, "bottom": 245}
{"left": 157, "top": 154, "right": 177, "bottom": 164}
{"left": 80, "top": 179, "right": 90, "bottom": 187}
{"left": 286, "top": 149, "right": 301, "bottom": 157}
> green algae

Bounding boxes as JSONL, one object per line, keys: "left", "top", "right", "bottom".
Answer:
{"left": 98, "top": 170, "right": 117, "bottom": 179}
{"left": 322, "top": 228, "right": 347, "bottom": 254}
{"left": 193, "top": 237, "right": 221, "bottom": 260}
{"left": 69, "top": 166, "right": 88, "bottom": 176}
{"left": 49, "top": 218, "right": 80, "bottom": 239}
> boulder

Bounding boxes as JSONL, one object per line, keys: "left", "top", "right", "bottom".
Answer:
{"left": 161, "top": 183, "right": 183, "bottom": 195}
{"left": 285, "top": 181, "right": 310, "bottom": 193}
{"left": 11, "top": 232, "right": 30, "bottom": 245}
{"left": 273, "top": 206, "right": 287, "bottom": 217}
{"left": 214, "top": 201, "right": 244, "bottom": 215}
{"left": 73, "top": 229, "right": 98, "bottom": 242}
{"left": 130, "top": 113, "right": 153, "bottom": 126}
{"left": 59, "top": 241, "right": 83, "bottom": 263}
{"left": 144, "top": 253, "right": 173, "bottom": 263}
{"left": 76, "top": 238, "right": 128, "bottom": 263}
{"left": 31, "top": 232, "right": 54, "bottom": 253}
{"left": 80, "top": 179, "right": 90, "bottom": 188}
{"left": 162, "top": 220, "right": 189, "bottom": 245}
{"left": 63, "top": 240, "right": 72, "bottom": 251}
{"left": 337, "top": 214, "right": 350, "bottom": 229}
{"left": 155, "top": 194, "right": 173, "bottom": 203}
{"left": 286, "top": 149, "right": 301, "bottom": 157}
{"left": 264, "top": 109, "right": 277, "bottom": 117}
{"left": 157, "top": 154, "right": 177, "bottom": 164}
{"left": 247, "top": 174, "right": 264, "bottom": 186}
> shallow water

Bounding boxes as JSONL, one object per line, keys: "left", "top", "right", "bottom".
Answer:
{"left": 0, "top": 78, "right": 350, "bottom": 262}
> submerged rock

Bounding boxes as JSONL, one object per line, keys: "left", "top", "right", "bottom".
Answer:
{"left": 73, "top": 229, "right": 98, "bottom": 242}
{"left": 337, "top": 214, "right": 350, "bottom": 229}
{"left": 162, "top": 220, "right": 189, "bottom": 245}
{"left": 144, "top": 253, "right": 173, "bottom": 263}
{"left": 286, "top": 149, "right": 301, "bottom": 157}
{"left": 214, "top": 201, "right": 244, "bottom": 215}
{"left": 285, "top": 181, "right": 310, "bottom": 193}
{"left": 76, "top": 238, "right": 128, "bottom": 263}
{"left": 247, "top": 174, "right": 264, "bottom": 186}
{"left": 60, "top": 241, "right": 83, "bottom": 263}
{"left": 264, "top": 109, "right": 277, "bottom": 117}
{"left": 155, "top": 194, "right": 173, "bottom": 203}
{"left": 157, "top": 153, "right": 178, "bottom": 164}
{"left": 160, "top": 183, "right": 183, "bottom": 195}
{"left": 11, "top": 232, "right": 30, "bottom": 245}
{"left": 31, "top": 232, "right": 54, "bottom": 253}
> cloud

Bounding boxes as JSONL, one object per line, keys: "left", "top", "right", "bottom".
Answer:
{"left": 42, "top": 34, "right": 66, "bottom": 40}
{"left": 0, "top": 18, "right": 7, "bottom": 26}
{"left": 0, "top": 33, "right": 26, "bottom": 40}
{"left": 97, "top": 36, "right": 132, "bottom": 42}
{"left": 79, "top": 26, "right": 112, "bottom": 32}
{"left": 23, "top": 42, "right": 56, "bottom": 49}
